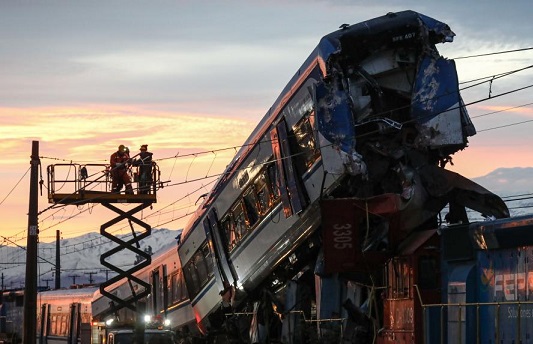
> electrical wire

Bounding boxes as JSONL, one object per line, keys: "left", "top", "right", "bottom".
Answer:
{"left": 452, "top": 47, "right": 533, "bottom": 60}
{"left": 0, "top": 167, "right": 30, "bottom": 207}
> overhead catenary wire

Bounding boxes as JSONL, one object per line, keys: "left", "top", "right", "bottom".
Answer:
{"left": 451, "top": 46, "right": 533, "bottom": 60}
{"left": 0, "top": 167, "right": 31, "bottom": 207}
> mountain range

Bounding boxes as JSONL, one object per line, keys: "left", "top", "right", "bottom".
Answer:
{"left": 0, "top": 228, "right": 181, "bottom": 290}
{"left": 1, "top": 167, "right": 532, "bottom": 290}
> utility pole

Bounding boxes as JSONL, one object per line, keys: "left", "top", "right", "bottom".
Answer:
{"left": 85, "top": 271, "right": 98, "bottom": 284}
{"left": 1, "top": 273, "right": 4, "bottom": 290}
{"left": 42, "top": 278, "right": 53, "bottom": 289}
{"left": 23, "top": 140, "right": 39, "bottom": 344}
{"left": 100, "top": 269, "right": 112, "bottom": 281}
{"left": 55, "top": 230, "right": 61, "bottom": 289}
{"left": 69, "top": 274, "right": 80, "bottom": 285}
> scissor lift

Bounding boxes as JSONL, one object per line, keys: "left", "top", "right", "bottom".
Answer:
{"left": 47, "top": 162, "right": 161, "bottom": 315}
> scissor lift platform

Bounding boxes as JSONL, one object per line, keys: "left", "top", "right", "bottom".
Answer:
{"left": 47, "top": 162, "right": 161, "bottom": 315}
{"left": 47, "top": 163, "right": 160, "bottom": 205}
{"left": 49, "top": 190, "right": 157, "bottom": 205}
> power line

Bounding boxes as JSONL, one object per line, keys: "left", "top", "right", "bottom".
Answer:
{"left": 452, "top": 47, "right": 533, "bottom": 60}
{"left": 471, "top": 102, "right": 533, "bottom": 119}
{"left": 478, "top": 119, "right": 533, "bottom": 133}
{"left": 0, "top": 167, "right": 31, "bottom": 207}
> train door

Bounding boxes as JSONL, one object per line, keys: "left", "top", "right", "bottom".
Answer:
{"left": 162, "top": 264, "right": 169, "bottom": 318}
{"left": 38, "top": 303, "right": 50, "bottom": 344}
{"left": 270, "top": 119, "right": 308, "bottom": 217}
{"left": 203, "top": 208, "right": 237, "bottom": 289}
{"left": 68, "top": 303, "right": 81, "bottom": 344}
{"left": 151, "top": 268, "right": 161, "bottom": 315}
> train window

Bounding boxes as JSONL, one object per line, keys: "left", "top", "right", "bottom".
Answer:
{"left": 170, "top": 270, "right": 188, "bottom": 303}
{"left": 221, "top": 215, "right": 237, "bottom": 251}
{"left": 152, "top": 269, "right": 160, "bottom": 313}
{"left": 81, "top": 312, "right": 91, "bottom": 325}
{"left": 15, "top": 295, "right": 23, "bottom": 307}
{"left": 183, "top": 242, "right": 214, "bottom": 300}
{"left": 233, "top": 202, "right": 248, "bottom": 243}
{"left": 177, "top": 270, "right": 188, "bottom": 301}
{"left": 255, "top": 170, "right": 274, "bottom": 215}
{"left": 170, "top": 271, "right": 177, "bottom": 302}
{"left": 59, "top": 314, "right": 68, "bottom": 335}
{"left": 418, "top": 256, "right": 438, "bottom": 290}
{"left": 184, "top": 263, "right": 199, "bottom": 298}
{"left": 243, "top": 189, "right": 259, "bottom": 227}
{"left": 389, "top": 258, "right": 411, "bottom": 298}
{"left": 195, "top": 251, "right": 209, "bottom": 284}
{"left": 267, "top": 162, "right": 281, "bottom": 202}
{"left": 36, "top": 314, "right": 41, "bottom": 333}
{"left": 51, "top": 315, "right": 58, "bottom": 335}
{"left": 293, "top": 113, "right": 320, "bottom": 172}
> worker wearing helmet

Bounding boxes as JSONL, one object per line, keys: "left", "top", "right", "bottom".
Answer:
{"left": 133, "top": 144, "right": 153, "bottom": 194}
{"left": 110, "top": 145, "right": 133, "bottom": 194}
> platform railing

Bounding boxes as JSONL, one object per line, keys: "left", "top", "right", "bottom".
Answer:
{"left": 47, "top": 162, "right": 160, "bottom": 204}
{"left": 419, "top": 292, "right": 533, "bottom": 343}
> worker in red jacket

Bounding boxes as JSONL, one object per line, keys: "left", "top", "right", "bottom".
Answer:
{"left": 110, "top": 144, "right": 133, "bottom": 194}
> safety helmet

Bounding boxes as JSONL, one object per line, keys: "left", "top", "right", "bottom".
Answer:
{"left": 118, "top": 144, "right": 125, "bottom": 152}
{"left": 140, "top": 144, "right": 148, "bottom": 150}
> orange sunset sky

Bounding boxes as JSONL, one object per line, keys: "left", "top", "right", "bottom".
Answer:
{"left": 1, "top": 1, "right": 532, "bottom": 245}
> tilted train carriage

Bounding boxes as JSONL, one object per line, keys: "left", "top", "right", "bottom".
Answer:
{"left": 175, "top": 9, "right": 509, "bottom": 343}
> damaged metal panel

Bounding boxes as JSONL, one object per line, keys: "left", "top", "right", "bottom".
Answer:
{"left": 412, "top": 57, "right": 473, "bottom": 147}
{"left": 313, "top": 11, "right": 469, "bottom": 169}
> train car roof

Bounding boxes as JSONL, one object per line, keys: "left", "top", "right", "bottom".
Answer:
{"left": 92, "top": 239, "right": 182, "bottom": 305}
{"left": 38, "top": 286, "right": 99, "bottom": 299}
{"left": 470, "top": 214, "right": 533, "bottom": 250}
{"left": 180, "top": 10, "right": 454, "bottom": 241}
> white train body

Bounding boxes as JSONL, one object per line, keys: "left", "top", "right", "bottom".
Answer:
{"left": 91, "top": 242, "right": 195, "bottom": 331}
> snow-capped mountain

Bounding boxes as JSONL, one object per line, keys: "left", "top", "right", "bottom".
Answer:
{"left": 473, "top": 167, "right": 533, "bottom": 198}
{"left": 0, "top": 228, "right": 181, "bottom": 290}
{"left": 472, "top": 167, "right": 533, "bottom": 218}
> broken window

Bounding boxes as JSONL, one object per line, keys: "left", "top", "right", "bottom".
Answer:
{"left": 243, "top": 189, "right": 259, "bottom": 227}
{"left": 232, "top": 201, "right": 248, "bottom": 244}
{"left": 267, "top": 162, "right": 281, "bottom": 202}
{"left": 221, "top": 214, "right": 237, "bottom": 251}
{"left": 293, "top": 112, "right": 320, "bottom": 172}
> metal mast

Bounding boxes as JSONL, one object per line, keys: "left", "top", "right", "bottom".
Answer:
{"left": 23, "top": 140, "right": 39, "bottom": 344}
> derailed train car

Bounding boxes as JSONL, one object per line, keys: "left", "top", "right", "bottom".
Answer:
{"left": 176, "top": 10, "right": 509, "bottom": 343}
